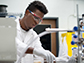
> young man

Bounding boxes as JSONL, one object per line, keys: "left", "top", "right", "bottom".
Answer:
{"left": 15, "top": 1, "right": 56, "bottom": 63}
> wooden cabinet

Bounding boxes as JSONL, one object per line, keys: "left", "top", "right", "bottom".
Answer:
{"left": 41, "top": 17, "right": 59, "bottom": 57}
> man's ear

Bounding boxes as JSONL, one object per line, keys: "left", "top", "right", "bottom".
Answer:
{"left": 25, "top": 10, "right": 29, "bottom": 16}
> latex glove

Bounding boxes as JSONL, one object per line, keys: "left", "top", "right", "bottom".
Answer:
{"left": 33, "top": 48, "right": 56, "bottom": 63}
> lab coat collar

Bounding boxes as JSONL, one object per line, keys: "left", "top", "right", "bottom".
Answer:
{"left": 15, "top": 17, "right": 27, "bottom": 33}
{"left": 15, "top": 17, "right": 33, "bottom": 33}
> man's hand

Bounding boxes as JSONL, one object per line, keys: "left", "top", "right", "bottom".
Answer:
{"left": 33, "top": 48, "right": 56, "bottom": 63}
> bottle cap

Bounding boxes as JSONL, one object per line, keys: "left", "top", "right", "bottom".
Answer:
{"left": 71, "top": 41, "right": 75, "bottom": 45}
{"left": 73, "top": 26, "right": 78, "bottom": 31}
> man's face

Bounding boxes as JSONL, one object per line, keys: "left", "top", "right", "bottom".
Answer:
{"left": 24, "top": 9, "right": 44, "bottom": 31}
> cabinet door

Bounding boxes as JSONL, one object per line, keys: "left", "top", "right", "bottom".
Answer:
{"left": 41, "top": 19, "right": 57, "bottom": 56}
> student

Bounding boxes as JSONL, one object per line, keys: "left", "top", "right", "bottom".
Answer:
{"left": 15, "top": 1, "right": 56, "bottom": 63}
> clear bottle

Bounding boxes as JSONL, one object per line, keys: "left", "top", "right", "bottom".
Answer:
{"left": 33, "top": 56, "right": 44, "bottom": 63}
{"left": 72, "top": 47, "right": 78, "bottom": 57}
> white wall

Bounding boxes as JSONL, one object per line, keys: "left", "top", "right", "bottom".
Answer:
{"left": 0, "top": 0, "right": 84, "bottom": 40}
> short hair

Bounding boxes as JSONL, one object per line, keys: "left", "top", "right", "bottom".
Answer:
{"left": 26, "top": 1, "right": 48, "bottom": 14}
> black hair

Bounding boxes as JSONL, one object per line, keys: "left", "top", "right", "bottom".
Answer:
{"left": 26, "top": 1, "right": 48, "bottom": 14}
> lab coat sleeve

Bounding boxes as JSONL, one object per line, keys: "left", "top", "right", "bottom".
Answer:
{"left": 16, "top": 37, "right": 27, "bottom": 56}
{"left": 33, "top": 30, "right": 43, "bottom": 49}
{"left": 34, "top": 37, "right": 43, "bottom": 48}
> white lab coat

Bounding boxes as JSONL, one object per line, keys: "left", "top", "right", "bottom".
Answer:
{"left": 58, "top": 33, "right": 78, "bottom": 58}
{"left": 15, "top": 18, "right": 43, "bottom": 63}
{"left": 58, "top": 36, "right": 68, "bottom": 57}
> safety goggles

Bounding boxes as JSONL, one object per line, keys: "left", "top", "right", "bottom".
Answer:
{"left": 28, "top": 10, "right": 42, "bottom": 23}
